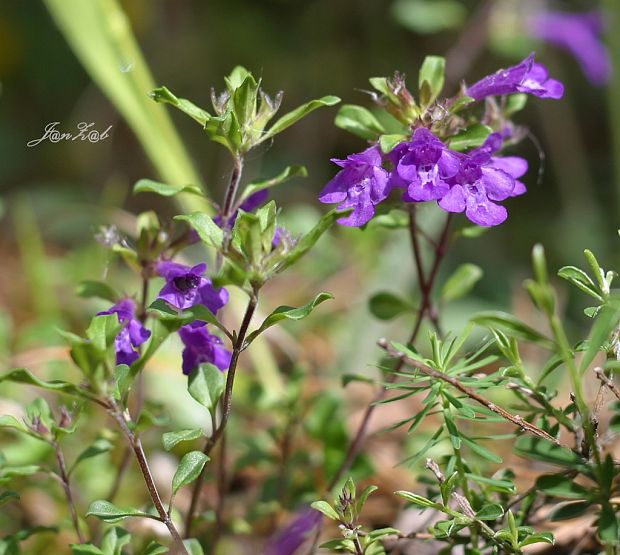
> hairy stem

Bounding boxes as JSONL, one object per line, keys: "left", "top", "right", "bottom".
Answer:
{"left": 325, "top": 211, "right": 452, "bottom": 492}
{"left": 109, "top": 403, "right": 188, "bottom": 554}
{"left": 184, "top": 293, "right": 258, "bottom": 538}
{"left": 52, "top": 440, "right": 85, "bottom": 544}
{"left": 222, "top": 156, "right": 245, "bottom": 225}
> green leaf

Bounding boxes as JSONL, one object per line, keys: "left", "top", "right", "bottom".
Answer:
{"left": 355, "top": 485, "right": 379, "bottom": 515}
{"left": 505, "top": 94, "right": 528, "bottom": 116}
{"left": 391, "top": 0, "right": 467, "bottom": 34}
{"left": 174, "top": 212, "right": 223, "bottom": 250}
{"left": 183, "top": 539, "right": 205, "bottom": 555}
{"left": 239, "top": 165, "right": 308, "bottom": 203}
{"left": 86, "top": 313, "right": 123, "bottom": 353}
{"left": 448, "top": 124, "right": 492, "bottom": 151}
{"left": 244, "top": 292, "right": 333, "bottom": 345}
{"left": 260, "top": 96, "right": 340, "bottom": 142}
{"left": 536, "top": 473, "right": 590, "bottom": 499}
{"left": 277, "top": 208, "right": 344, "bottom": 273}
{"left": 310, "top": 500, "right": 340, "bottom": 521}
{"left": 86, "top": 500, "right": 154, "bottom": 523}
{"left": 395, "top": 491, "right": 441, "bottom": 509}
{"left": 172, "top": 451, "right": 210, "bottom": 495}
{"left": 515, "top": 436, "right": 584, "bottom": 469}
{"left": 70, "top": 439, "right": 114, "bottom": 475}
{"left": 231, "top": 73, "right": 259, "bottom": 128}
{"left": 162, "top": 428, "right": 204, "bottom": 451}
{"left": 418, "top": 55, "right": 445, "bottom": 105}
{"left": 71, "top": 545, "right": 105, "bottom": 555}
{"left": 334, "top": 104, "right": 386, "bottom": 140}
{"left": 148, "top": 299, "right": 231, "bottom": 340}
{"left": 472, "top": 311, "right": 554, "bottom": 348}
{"left": 520, "top": 532, "right": 554, "bottom": 547}
{"left": 441, "top": 263, "right": 483, "bottom": 302}
{"left": 476, "top": 504, "right": 504, "bottom": 521}
{"left": 379, "top": 134, "right": 409, "bottom": 153}
{"left": 460, "top": 225, "right": 489, "bottom": 238}
{"left": 548, "top": 500, "right": 591, "bottom": 521}
{"left": 369, "top": 291, "right": 412, "bottom": 320}
{"left": 580, "top": 297, "right": 620, "bottom": 374}
{"left": 76, "top": 280, "right": 119, "bottom": 303}
{"left": 141, "top": 542, "right": 168, "bottom": 555}
{"left": 449, "top": 96, "right": 475, "bottom": 114}
{"left": 558, "top": 266, "right": 602, "bottom": 300}
{"left": 460, "top": 435, "right": 502, "bottom": 463}
{"left": 101, "top": 526, "right": 131, "bottom": 555}
{"left": 0, "top": 415, "right": 34, "bottom": 437}
{"left": 188, "top": 364, "right": 226, "bottom": 412}
{"left": 0, "top": 491, "right": 20, "bottom": 505}
{"left": 134, "top": 179, "right": 203, "bottom": 197}
{"left": 0, "top": 368, "right": 95, "bottom": 401}
{"left": 150, "top": 86, "right": 210, "bottom": 127}
{"left": 597, "top": 503, "right": 619, "bottom": 545}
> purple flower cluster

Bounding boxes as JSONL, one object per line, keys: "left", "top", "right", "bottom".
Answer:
{"left": 156, "top": 261, "right": 231, "bottom": 375}
{"left": 102, "top": 261, "right": 231, "bottom": 375}
{"left": 98, "top": 298, "right": 151, "bottom": 366}
{"left": 320, "top": 55, "right": 561, "bottom": 228}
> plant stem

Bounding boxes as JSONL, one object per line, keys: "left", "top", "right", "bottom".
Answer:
{"left": 52, "top": 440, "right": 85, "bottom": 544}
{"left": 109, "top": 403, "right": 188, "bottom": 554}
{"left": 208, "top": 429, "right": 228, "bottom": 555}
{"left": 184, "top": 293, "right": 258, "bottom": 538}
{"left": 378, "top": 340, "right": 566, "bottom": 447}
{"left": 222, "top": 156, "right": 244, "bottom": 224}
{"left": 107, "top": 273, "right": 151, "bottom": 503}
{"left": 325, "top": 211, "right": 453, "bottom": 493}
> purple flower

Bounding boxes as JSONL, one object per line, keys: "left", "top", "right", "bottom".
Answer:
{"left": 391, "top": 128, "right": 460, "bottom": 201}
{"left": 528, "top": 10, "right": 611, "bottom": 86}
{"left": 98, "top": 298, "right": 151, "bottom": 366}
{"left": 156, "top": 261, "right": 229, "bottom": 312}
{"left": 438, "top": 134, "right": 523, "bottom": 226}
{"left": 319, "top": 145, "right": 390, "bottom": 227}
{"left": 178, "top": 324, "right": 232, "bottom": 375}
{"left": 466, "top": 53, "right": 564, "bottom": 100}
{"left": 265, "top": 508, "right": 322, "bottom": 555}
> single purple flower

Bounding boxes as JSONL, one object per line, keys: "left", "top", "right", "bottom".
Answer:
{"left": 156, "top": 261, "right": 229, "bottom": 312}
{"left": 528, "top": 10, "right": 610, "bottom": 86}
{"left": 178, "top": 324, "right": 232, "bottom": 375}
{"left": 319, "top": 145, "right": 390, "bottom": 227}
{"left": 391, "top": 128, "right": 460, "bottom": 202}
{"left": 265, "top": 508, "right": 323, "bottom": 555}
{"left": 438, "top": 134, "right": 519, "bottom": 226}
{"left": 98, "top": 298, "right": 151, "bottom": 366}
{"left": 466, "top": 53, "right": 564, "bottom": 100}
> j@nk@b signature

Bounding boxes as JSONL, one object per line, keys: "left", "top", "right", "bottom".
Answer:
{"left": 27, "top": 122, "right": 113, "bottom": 147}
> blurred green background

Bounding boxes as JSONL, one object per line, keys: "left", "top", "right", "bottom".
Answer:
{"left": 0, "top": 0, "right": 618, "bottom": 551}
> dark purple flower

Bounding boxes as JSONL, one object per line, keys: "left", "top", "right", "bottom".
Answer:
{"left": 466, "top": 53, "right": 564, "bottom": 100}
{"left": 265, "top": 508, "right": 322, "bottom": 555}
{"left": 528, "top": 10, "right": 610, "bottom": 86}
{"left": 98, "top": 298, "right": 151, "bottom": 366}
{"left": 319, "top": 145, "right": 390, "bottom": 227}
{"left": 438, "top": 134, "right": 522, "bottom": 226}
{"left": 178, "top": 324, "right": 232, "bottom": 375}
{"left": 156, "top": 261, "right": 229, "bottom": 312}
{"left": 391, "top": 128, "right": 460, "bottom": 202}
